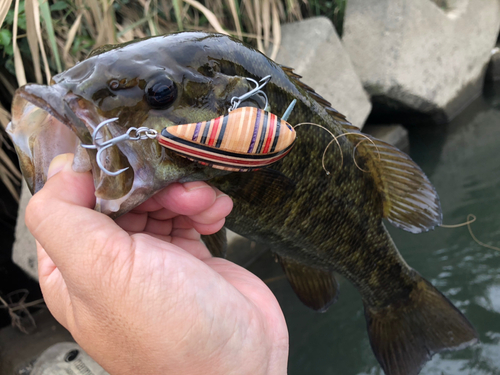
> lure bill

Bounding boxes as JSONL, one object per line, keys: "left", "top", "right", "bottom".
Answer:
{"left": 158, "top": 107, "right": 296, "bottom": 172}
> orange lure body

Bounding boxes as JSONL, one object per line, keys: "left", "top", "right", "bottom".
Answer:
{"left": 158, "top": 107, "right": 296, "bottom": 172}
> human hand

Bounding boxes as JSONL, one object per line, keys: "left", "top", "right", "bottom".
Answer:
{"left": 26, "top": 153, "right": 289, "bottom": 375}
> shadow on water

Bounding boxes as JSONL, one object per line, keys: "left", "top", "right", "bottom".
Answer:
{"left": 248, "top": 82, "right": 500, "bottom": 375}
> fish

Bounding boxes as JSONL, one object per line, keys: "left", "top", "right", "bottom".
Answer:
{"left": 7, "top": 32, "right": 478, "bottom": 375}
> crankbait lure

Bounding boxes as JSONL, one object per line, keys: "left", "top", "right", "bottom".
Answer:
{"left": 84, "top": 75, "right": 298, "bottom": 175}
{"left": 159, "top": 106, "right": 296, "bottom": 172}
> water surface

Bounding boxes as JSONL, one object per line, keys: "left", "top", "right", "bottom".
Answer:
{"left": 248, "top": 83, "right": 500, "bottom": 375}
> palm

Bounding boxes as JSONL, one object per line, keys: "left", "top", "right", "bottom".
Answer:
{"left": 116, "top": 181, "right": 287, "bottom": 321}
{"left": 100, "top": 202, "right": 289, "bottom": 375}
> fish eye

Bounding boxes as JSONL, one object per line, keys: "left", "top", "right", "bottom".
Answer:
{"left": 145, "top": 77, "right": 177, "bottom": 109}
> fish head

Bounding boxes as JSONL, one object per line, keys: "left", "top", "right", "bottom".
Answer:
{"left": 7, "top": 32, "right": 258, "bottom": 216}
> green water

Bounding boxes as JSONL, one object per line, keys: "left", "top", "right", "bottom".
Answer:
{"left": 248, "top": 84, "right": 500, "bottom": 375}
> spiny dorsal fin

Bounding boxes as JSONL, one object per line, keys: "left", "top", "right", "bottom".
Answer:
{"left": 279, "top": 64, "right": 295, "bottom": 72}
{"left": 349, "top": 132, "right": 442, "bottom": 233}
{"left": 324, "top": 106, "right": 347, "bottom": 121}
{"left": 279, "top": 64, "right": 349, "bottom": 124}
{"left": 201, "top": 227, "right": 227, "bottom": 258}
{"left": 308, "top": 91, "right": 333, "bottom": 107}
{"left": 278, "top": 255, "right": 339, "bottom": 312}
{"left": 340, "top": 123, "right": 361, "bottom": 131}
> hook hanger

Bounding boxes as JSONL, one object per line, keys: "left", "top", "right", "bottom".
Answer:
{"left": 229, "top": 75, "right": 271, "bottom": 112}
{"left": 82, "top": 118, "right": 157, "bottom": 176}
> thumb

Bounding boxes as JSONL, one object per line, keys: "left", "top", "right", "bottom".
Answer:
{"left": 46, "top": 152, "right": 95, "bottom": 207}
{"left": 26, "top": 153, "right": 125, "bottom": 279}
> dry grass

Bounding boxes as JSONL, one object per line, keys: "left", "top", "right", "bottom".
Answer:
{"left": 0, "top": 105, "right": 21, "bottom": 201}
{"left": 0, "top": 0, "right": 346, "bottom": 201}
{"left": 3, "top": 0, "right": 307, "bottom": 80}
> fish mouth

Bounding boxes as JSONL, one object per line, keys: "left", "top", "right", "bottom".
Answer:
{"left": 7, "top": 83, "right": 151, "bottom": 215}
{"left": 8, "top": 84, "right": 89, "bottom": 193}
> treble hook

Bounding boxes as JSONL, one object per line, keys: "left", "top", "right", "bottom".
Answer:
{"left": 229, "top": 75, "right": 271, "bottom": 112}
{"left": 82, "top": 117, "right": 157, "bottom": 176}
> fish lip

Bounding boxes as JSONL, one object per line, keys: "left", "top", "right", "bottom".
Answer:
{"left": 7, "top": 83, "right": 104, "bottom": 194}
{"left": 15, "top": 84, "right": 70, "bottom": 124}
{"left": 14, "top": 84, "right": 95, "bottom": 143}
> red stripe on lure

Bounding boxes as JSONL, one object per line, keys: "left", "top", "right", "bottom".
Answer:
{"left": 158, "top": 107, "right": 296, "bottom": 172}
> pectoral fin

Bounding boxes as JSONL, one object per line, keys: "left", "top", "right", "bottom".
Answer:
{"left": 212, "top": 168, "right": 295, "bottom": 206}
{"left": 278, "top": 255, "right": 339, "bottom": 312}
{"left": 349, "top": 131, "right": 442, "bottom": 233}
{"left": 201, "top": 227, "right": 227, "bottom": 258}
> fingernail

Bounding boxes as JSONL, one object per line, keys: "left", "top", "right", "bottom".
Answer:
{"left": 47, "top": 154, "right": 72, "bottom": 179}
{"left": 216, "top": 192, "right": 228, "bottom": 199}
{"left": 184, "top": 181, "right": 212, "bottom": 192}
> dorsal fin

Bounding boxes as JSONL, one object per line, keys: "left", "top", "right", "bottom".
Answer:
{"left": 341, "top": 123, "right": 361, "bottom": 131}
{"left": 280, "top": 64, "right": 350, "bottom": 125}
{"left": 347, "top": 131, "right": 442, "bottom": 233}
{"left": 324, "top": 106, "right": 347, "bottom": 121}
{"left": 308, "top": 91, "right": 333, "bottom": 107}
{"left": 279, "top": 64, "right": 295, "bottom": 72}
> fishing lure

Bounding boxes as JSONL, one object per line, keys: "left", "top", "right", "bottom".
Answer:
{"left": 84, "top": 76, "right": 298, "bottom": 175}
{"left": 158, "top": 106, "right": 296, "bottom": 172}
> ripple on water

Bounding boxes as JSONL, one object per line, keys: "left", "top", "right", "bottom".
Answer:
{"left": 475, "top": 284, "right": 500, "bottom": 314}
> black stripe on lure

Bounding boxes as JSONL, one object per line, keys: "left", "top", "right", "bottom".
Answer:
{"left": 83, "top": 75, "right": 297, "bottom": 176}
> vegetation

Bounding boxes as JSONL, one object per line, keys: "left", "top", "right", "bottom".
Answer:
{"left": 0, "top": 0, "right": 347, "bottom": 201}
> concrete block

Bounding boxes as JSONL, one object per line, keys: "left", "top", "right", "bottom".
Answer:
{"left": 31, "top": 342, "right": 108, "bottom": 375}
{"left": 12, "top": 182, "right": 38, "bottom": 280}
{"left": 486, "top": 46, "right": 500, "bottom": 82}
{"left": 363, "top": 124, "right": 410, "bottom": 153}
{"left": 0, "top": 310, "right": 74, "bottom": 374}
{"left": 343, "top": 0, "right": 500, "bottom": 123}
{"left": 269, "top": 17, "right": 372, "bottom": 129}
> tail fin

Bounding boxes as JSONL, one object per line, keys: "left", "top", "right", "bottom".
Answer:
{"left": 364, "top": 274, "right": 478, "bottom": 375}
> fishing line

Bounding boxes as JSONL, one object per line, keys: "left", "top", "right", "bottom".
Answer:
{"left": 333, "top": 133, "right": 381, "bottom": 173}
{"left": 441, "top": 214, "right": 500, "bottom": 252}
{"left": 293, "top": 123, "right": 380, "bottom": 175}
{"left": 293, "top": 123, "right": 339, "bottom": 175}
{"left": 263, "top": 275, "right": 287, "bottom": 285}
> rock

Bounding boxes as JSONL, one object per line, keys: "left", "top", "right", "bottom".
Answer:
{"left": 12, "top": 182, "right": 38, "bottom": 280}
{"left": 363, "top": 124, "right": 409, "bottom": 153}
{"left": 31, "top": 342, "right": 108, "bottom": 375}
{"left": 0, "top": 310, "right": 74, "bottom": 375}
{"left": 269, "top": 17, "right": 372, "bottom": 129}
{"left": 342, "top": 0, "right": 500, "bottom": 123}
{"left": 486, "top": 46, "right": 500, "bottom": 82}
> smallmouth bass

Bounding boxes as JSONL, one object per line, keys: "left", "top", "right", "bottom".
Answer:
{"left": 7, "top": 32, "right": 478, "bottom": 375}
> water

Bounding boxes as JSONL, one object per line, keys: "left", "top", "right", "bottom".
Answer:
{"left": 247, "top": 83, "right": 500, "bottom": 375}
